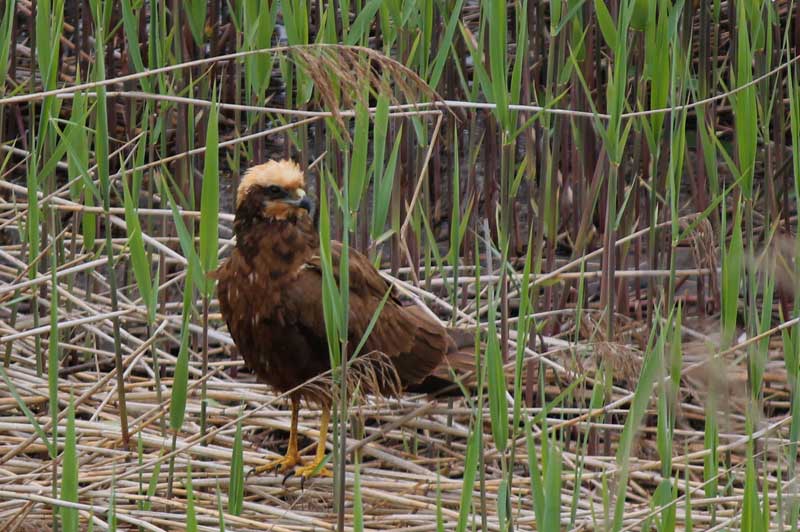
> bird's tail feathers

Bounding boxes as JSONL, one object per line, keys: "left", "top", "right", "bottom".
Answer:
{"left": 406, "top": 327, "right": 481, "bottom": 397}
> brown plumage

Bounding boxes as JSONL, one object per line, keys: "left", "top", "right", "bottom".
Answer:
{"left": 213, "top": 159, "right": 472, "bottom": 479}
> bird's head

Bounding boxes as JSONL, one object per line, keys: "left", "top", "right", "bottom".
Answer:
{"left": 235, "top": 159, "right": 315, "bottom": 224}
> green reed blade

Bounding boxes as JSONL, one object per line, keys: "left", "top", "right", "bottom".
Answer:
{"left": 61, "top": 393, "right": 78, "bottom": 532}
{"left": 186, "top": 461, "right": 198, "bottom": 532}
{"left": 228, "top": 415, "right": 244, "bottom": 516}
{"left": 199, "top": 94, "right": 220, "bottom": 297}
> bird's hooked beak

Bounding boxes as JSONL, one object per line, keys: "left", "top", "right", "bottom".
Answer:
{"left": 272, "top": 188, "right": 315, "bottom": 217}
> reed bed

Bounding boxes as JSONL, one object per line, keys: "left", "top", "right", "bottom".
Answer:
{"left": 2, "top": 0, "right": 800, "bottom": 530}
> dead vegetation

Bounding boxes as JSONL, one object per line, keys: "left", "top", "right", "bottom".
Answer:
{"left": 1, "top": 1, "right": 800, "bottom": 531}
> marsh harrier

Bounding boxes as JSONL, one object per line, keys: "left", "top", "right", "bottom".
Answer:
{"left": 214, "top": 160, "right": 472, "bottom": 479}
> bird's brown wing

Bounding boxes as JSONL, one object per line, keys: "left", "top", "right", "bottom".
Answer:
{"left": 282, "top": 241, "right": 451, "bottom": 386}
{"left": 210, "top": 251, "right": 252, "bottom": 353}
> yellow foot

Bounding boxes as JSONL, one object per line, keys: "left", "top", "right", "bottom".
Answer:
{"left": 293, "top": 457, "right": 332, "bottom": 480}
{"left": 252, "top": 451, "right": 302, "bottom": 475}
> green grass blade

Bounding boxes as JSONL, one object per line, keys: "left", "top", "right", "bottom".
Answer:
{"left": 742, "top": 414, "right": 762, "bottom": 531}
{"left": 372, "top": 93, "right": 390, "bottom": 179}
{"left": 456, "top": 420, "right": 480, "bottom": 532}
{"left": 543, "top": 441, "right": 563, "bottom": 531}
{"left": 217, "top": 484, "right": 226, "bottom": 531}
{"left": 228, "top": 415, "right": 244, "bottom": 516}
{"left": 199, "top": 93, "right": 220, "bottom": 297}
{"left": 90, "top": 1, "right": 109, "bottom": 206}
{"left": 186, "top": 0, "right": 207, "bottom": 45}
{"left": 612, "top": 310, "right": 666, "bottom": 530}
{"left": 526, "top": 416, "right": 546, "bottom": 525}
{"left": 48, "top": 209, "right": 60, "bottom": 460}
{"left": 62, "top": 83, "right": 95, "bottom": 249}
{"left": 752, "top": 261, "right": 774, "bottom": 396}
{"left": 108, "top": 471, "right": 117, "bottom": 531}
{"left": 36, "top": 0, "right": 64, "bottom": 93}
{"left": 0, "top": 365, "right": 52, "bottom": 452}
{"left": 436, "top": 474, "right": 445, "bottom": 532}
{"left": 351, "top": 287, "right": 393, "bottom": 359}
{"left": 685, "top": 461, "right": 693, "bottom": 532}
{"left": 485, "top": 290, "right": 508, "bottom": 453}
{"left": 509, "top": 0, "right": 528, "bottom": 106}
{"left": 143, "top": 452, "right": 163, "bottom": 513}
{"left": 159, "top": 177, "right": 204, "bottom": 286}
{"left": 51, "top": 117, "right": 100, "bottom": 202}
{"left": 722, "top": 204, "right": 744, "bottom": 347}
{"left": 0, "top": 0, "right": 15, "bottom": 85}
{"left": 169, "top": 265, "right": 194, "bottom": 433}
{"left": 371, "top": 126, "right": 402, "bottom": 241}
{"left": 348, "top": 101, "right": 371, "bottom": 210}
{"left": 459, "top": 20, "right": 493, "bottom": 103}
{"left": 186, "top": 461, "right": 198, "bottom": 532}
{"left": 61, "top": 393, "right": 78, "bottom": 532}
{"left": 732, "top": 0, "right": 757, "bottom": 199}
{"left": 318, "top": 170, "right": 344, "bottom": 368}
{"left": 497, "top": 477, "right": 509, "bottom": 530}
{"left": 120, "top": 0, "right": 150, "bottom": 92}
{"left": 242, "top": 0, "right": 276, "bottom": 98}
{"left": 122, "top": 178, "right": 153, "bottom": 316}
{"left": 428, "top": 0, "right": 464, "bottom": 89}
{"left": 353, "top": 459, "right": 364, "bottom": 532}
{"left": 25, "top": 131, "right": 40, "bottom": 280}
{"left": 485, "top": 0, "right": 508, "bottom": 128}
{"left": 594, "top": 0, "right": 618, "bottom": 53}
{"left": 344, "top": 0, "right": 383, "bottom": 46}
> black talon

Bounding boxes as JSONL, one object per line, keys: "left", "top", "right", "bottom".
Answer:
{"left": 282, "top": 470, "right": 296, "bottom": 485}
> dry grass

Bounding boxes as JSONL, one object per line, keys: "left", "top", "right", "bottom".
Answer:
{"left": 0, "top": 212, "right": 796, "bottom": 530}
{"left": 2, "top": 2, "right": 800, "bottom": 530}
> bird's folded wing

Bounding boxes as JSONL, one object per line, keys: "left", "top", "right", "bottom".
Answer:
{"left": 304, "top": 241, "right": 404, "bottom": 300}
{"left": 287, "top": 242, "right": 448, "bottom": 385}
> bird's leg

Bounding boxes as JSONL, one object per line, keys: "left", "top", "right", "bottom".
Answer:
{"left": 254, "top": 398, "right": 302, "bottom": 475}
{"left": 293, "top": 404, "right": 332, "bottom": 480}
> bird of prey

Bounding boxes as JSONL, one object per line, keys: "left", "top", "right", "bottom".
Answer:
{"left": 214, "top": 159, "right": 472, "bottom": 480}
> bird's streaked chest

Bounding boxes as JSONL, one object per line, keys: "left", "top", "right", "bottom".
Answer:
{"left": 219, "top": 223, "right": 318, "bottom": 344}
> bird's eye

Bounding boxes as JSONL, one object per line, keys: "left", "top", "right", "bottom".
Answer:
{"left": 266, "top": 185, "right": 284, "bottom": 197}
